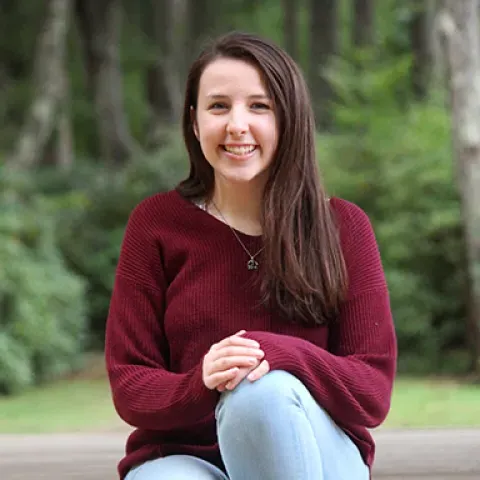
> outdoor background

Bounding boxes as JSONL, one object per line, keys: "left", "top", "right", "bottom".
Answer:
{"left": 0, "top": 0, "right": 479, "bottom": 433}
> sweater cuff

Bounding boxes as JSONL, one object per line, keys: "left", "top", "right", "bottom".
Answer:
{"left": 242, "top": 331, "right": 300, "bottom": 373}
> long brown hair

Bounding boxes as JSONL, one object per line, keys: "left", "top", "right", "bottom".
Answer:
{"left": 177, "top": 32, "right": 347, "bottom": 326}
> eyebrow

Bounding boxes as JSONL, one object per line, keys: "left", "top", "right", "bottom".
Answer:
{"left": 206, "top": 93, "right": 271, "bottom": 100}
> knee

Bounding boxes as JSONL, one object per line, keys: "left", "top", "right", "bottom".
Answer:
{"left": 215, "top": 370, "right": 304, "bottom": 428}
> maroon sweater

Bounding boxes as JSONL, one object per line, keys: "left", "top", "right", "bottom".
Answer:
{"left": 105, "top": 189, "right": 397, "bottom": 479}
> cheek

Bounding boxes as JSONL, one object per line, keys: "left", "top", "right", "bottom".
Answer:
{"left": 259, "top": 121, "right": 278, "bottom": 151}
{"left": 199, "top": 133, "right": 220, "bottom": 156}
{"left": 198, "top": 118, "right": 223, "bottom": 144}
{"left": 198, "top": 130, "right": 223, "bottom": 161}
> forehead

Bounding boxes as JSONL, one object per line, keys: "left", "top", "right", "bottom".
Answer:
{"left": 198, "top": 58, "right": 268, "bottom": 97}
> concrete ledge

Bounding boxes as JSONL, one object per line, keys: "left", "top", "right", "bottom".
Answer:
{"left": 373, "top": 428, "right": 480, "bottom": 477}
{"left": 1, "top": 429, "right": 479, "bottom": 479}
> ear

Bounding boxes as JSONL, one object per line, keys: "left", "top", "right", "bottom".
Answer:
{"left": 190, "top": 106, "right": 199, "bottom": 139}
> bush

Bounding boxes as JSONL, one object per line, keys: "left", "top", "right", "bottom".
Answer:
{"left": 35, "top": 133, "right": 189, "bottom": 347}
{"left": 320, "top": 56, "right": 469, "bottom": 374}
{"left": 12, "top": 54, "right": 472, "bottom": 375}
{"left": 0, "top": 171, "right": 88, "bottom": 395}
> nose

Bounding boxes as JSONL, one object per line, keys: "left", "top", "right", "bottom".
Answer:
{"left": 226, "top": 106, "right": 248, "bottom": 136}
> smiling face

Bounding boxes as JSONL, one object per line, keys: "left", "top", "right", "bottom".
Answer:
{"left": 192, "top": 57, "right": 278, "bottom": 191}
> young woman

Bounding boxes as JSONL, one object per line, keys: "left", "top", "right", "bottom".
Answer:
{"left": 105, "top": 31, "right": 397, "bottom": 480}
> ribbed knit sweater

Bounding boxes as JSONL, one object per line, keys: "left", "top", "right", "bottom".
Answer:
{"left": 105, "top": 189, "right": 397, "bottom": 479}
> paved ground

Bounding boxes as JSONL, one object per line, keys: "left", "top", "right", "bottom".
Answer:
{"left": 1, "top": 428, "right": 479, "bottom": 479}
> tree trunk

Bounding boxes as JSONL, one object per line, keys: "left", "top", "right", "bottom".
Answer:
{"left": 75, "top": 0, "right": 136, "bottom": 166}
{"left": 352, "top": 0, "right": 375, "bottom": 47}
{"left": 431, "top": 0, "right": 447, "bottom": 84}
{"left": 309, "top": 0, "right": 338, "bottom": 130}
{"left": 55, "top": 64, "right": 74, "bottom": 170}
{"left": 8, "top": 0, "right": 72, "bottom": 169}
{"left": 186, "top": 0, "right": 211, "bottom": 67}
{"left": 144, "top": 0, "right": 183, "bottom": 149}
{"left": 283, "top": 0, "right": 299, "bottom": 60}
{"left": 439, "top": 0, "right": 480, "bottom": 374}
{"left": 410, "top": 0, "right": 432, "bottom": 99}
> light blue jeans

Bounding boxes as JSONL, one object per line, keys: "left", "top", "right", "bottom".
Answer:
{"left": 125, "top": 370, "right": 369, "bottom": 480}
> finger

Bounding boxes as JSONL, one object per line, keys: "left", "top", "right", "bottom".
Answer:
{"left": 225, "top": 375, "right": 245, "bottom": 391}
{"left": 210, "top": 355, "right": 261, "bottom": 374}
{"left": 247, "top": 360, "right": 270, "bottom": 382}
{"left": 211, "top": 334, "right": 260, "bottom": 351}
{"left": 208, "top": 346, "right": 264, "bottom": 362}
{"left": 205, "top": 367, "right": 239, "bottom": 390}
{"left": 224, "top": 366, "right": 253, "bottom": 391}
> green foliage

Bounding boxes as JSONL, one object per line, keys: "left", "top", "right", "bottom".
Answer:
{"left": 28, "top": 53, "right": 472, "bottom": 375}
{"left": 0, "top": 171, "right": 88, "bottom": 395}
{"left": 320, "top": 58, "right": 468, "bottom": 374}
{"left": 0, "top": 2, "right": 45, "bottom": 151}
{"left": 0, "top": 0, "right": 475, "bottom": 378}
{"left": 34, "top": 133, "right": 188, "bottom": 347}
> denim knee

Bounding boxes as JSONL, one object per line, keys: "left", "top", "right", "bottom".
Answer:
{"left": 215, "top": 371, "right": 369, "bottom": 480}
{"left": 215, "top": 370, "right": 304, "bottom": 428}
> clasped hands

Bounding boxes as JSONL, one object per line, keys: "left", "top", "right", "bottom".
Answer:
{"left": 202, "top": 330, "right": 270, "bottom": 392}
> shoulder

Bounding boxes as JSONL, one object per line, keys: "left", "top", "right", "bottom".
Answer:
{"left": 328, "top": 196, "right": 381, "bottom": 261}
{"left": 129, "top": 189, "right": 180, "bottom": 220}
{"left": 126, "top": 189, "right": 190, "bottom": 231}
{"left": 115, "top": 191, "right": 186, "bottom": 284}
{"left": 328, "top": 197, "right": 387, "bottom": 294}
{"left": 328, "top": 197, "right": 374, "bottom": 233}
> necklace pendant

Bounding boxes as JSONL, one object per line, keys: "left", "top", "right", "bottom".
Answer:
{"left": 247, "top": 258, "right": 259, "bottom": 270}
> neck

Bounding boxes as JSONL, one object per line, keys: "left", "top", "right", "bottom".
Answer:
{"left": 209, "top": 180, "right": 264, "bottom": 236}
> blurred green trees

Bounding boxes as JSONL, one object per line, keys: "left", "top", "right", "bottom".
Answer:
{"left": 1, "top": 0, "right": 478, "bottom": 394}
{"left": 0, "top": 171, "right": 87, "bottom": 394}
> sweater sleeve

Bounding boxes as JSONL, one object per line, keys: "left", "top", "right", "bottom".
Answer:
{"left": 243, "top": 201, "right": 397, "bottom": 429}
{"left": 105, "top": 200, "right": 219, "bottom": 431}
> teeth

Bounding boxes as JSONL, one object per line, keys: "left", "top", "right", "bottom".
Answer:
{"left": 224, "top": 145, "right": 256, "bottom": 155}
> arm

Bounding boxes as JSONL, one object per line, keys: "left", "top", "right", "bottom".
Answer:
{"left": 244, "top": 202, "right": 397, "bottom": 429}
{"left": 105, "top": 201, "right": 218, "bottom": 431}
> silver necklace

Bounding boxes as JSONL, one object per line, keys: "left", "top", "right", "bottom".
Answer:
{"left": 209, "top": 200, "right": 265, "bottom": 271}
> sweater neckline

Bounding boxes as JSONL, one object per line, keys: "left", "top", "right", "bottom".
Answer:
{"left": 173, "top": 190, "right": 264, "bottom": 242}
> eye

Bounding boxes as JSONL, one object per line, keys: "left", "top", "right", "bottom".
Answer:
{"left": 251, "top": 103, "right": 270, "bottom": 110}
{"left": 209, "top": 102, "right": 228, "bottom": 110}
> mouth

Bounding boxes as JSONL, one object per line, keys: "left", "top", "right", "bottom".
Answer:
{"left": 222, "top": 145, "right": 257, "bottom": 156}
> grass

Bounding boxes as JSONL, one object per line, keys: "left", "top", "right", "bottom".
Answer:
{"left": 0, "top": 355, "right": 126, "bottom": 434}
{"left": 0, "top": 369, "right": 479, "bottom": 434}
{"left": 384, "top": 376, "right": 480, "bottom": 428}
{"left": 0, "top": 377, "right": 123, "bottom": 434}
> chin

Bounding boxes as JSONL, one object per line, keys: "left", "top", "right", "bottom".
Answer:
{"left": 217, "top": 165, "right": 270, "bottom": 185}
{"left": 222, "top": 172, "right": 265, "bottom": 185}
